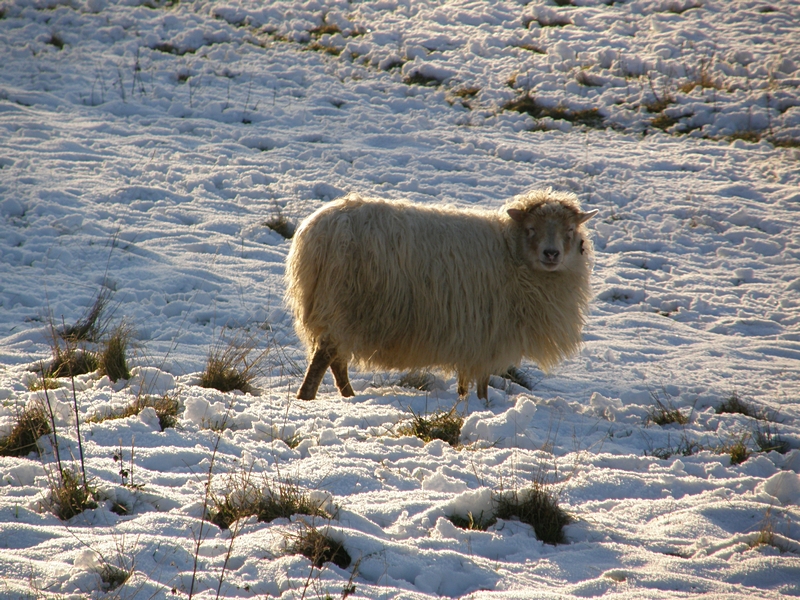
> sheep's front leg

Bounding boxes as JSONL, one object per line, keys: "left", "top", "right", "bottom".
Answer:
{"left": 457, "top": 373, "right": 469, "bottom": 397}
{"left": 297, "top": 342, "right": 336, "bottom": 400}
{"left": 330, "top": 356, "right": 355, "bottom": 397}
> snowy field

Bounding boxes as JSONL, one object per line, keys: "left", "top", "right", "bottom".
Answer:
{"left": 1, "top": 0, "right": 800, "bottom": 597}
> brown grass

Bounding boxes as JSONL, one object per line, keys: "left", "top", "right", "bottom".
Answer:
{"left": 0, "top": 402, "right": 51, "bottom": 457}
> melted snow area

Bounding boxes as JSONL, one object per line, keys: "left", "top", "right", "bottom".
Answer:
{"left": 1, "top": 0, "right": 800, "bottom": 598}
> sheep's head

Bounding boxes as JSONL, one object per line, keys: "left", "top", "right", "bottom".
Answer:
{"left": 508, "top": 192, "right": 597, "bottom": 272}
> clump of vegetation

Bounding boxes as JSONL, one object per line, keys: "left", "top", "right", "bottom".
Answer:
{"left": 89, "top": 394, "right": 179, "bottom": 431}
{"left": 448, "top": 511, "right": 497, "bottom": 531}
{"left": 650, "top": 112, "right": 680, "bottom": 131}
{"left": 47, "top": 343, "right": 99, "bottom": 379}
{"left": 403, "top": 71, "right": 442, "bottom": 87}
{"left": 26, "top": 375, "right": 59, "bottom": 391}
{"left": 264, "top": 210, "right": 295, "bottom": 239}
{"left": 199, "top": 332, "right": 267, "bottom": 394}
{"left": 647, "top": 396, "right": 689, "bottom": 426}
{"left": 727, "top": 437, "right": 750, "bottom": 465}
{"left": 504, "top": 95, "right": 603, "bottom": 128}
{"left": 98, "top": 322, "right": 133, "bottom": 382}
{"left": 48, "top": 33, "right": 64, "bottom": 49}
{"left": 647, "top": 436, "right": 703, "bottom": 460}
{"left": 398, "top": 408, "right": 463, "bottom": 447}
{"left": 288, "top": 526, "right": 351, "bottom": 569}
{"left": 575, "top": 70, "right": 603, "bottom": 87}
{"left": 679, "top": 59, "right": 722, "bottom": 93}
{"left": 771, "top": 137, "right": 800, "bottom": 148}
{"left": 49, "top": 468, "right": 98, "bottom": 521}
{"left": 753, "top": 421, "right": 790, "bottom": 454}
{"left": 717, "top": 393, "right": 760, "bottom": 419}
{"left": 495, "top": 484, "right": 572, "bottom": 545}
{"left": 98, "top": 563, "right": 132, "bottom": 593}
{"left": 209, "top": 475, "right": 329, "bottom": 530}
{"left": 727, "top": 129, "right": 763, "bottom": 144}
{"left": 0, "top": 402, "right": 51, "bottom": 457}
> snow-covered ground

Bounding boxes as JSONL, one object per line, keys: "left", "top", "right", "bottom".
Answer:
{"left": 1, "top": 0, "right": 800, "bottom": 597}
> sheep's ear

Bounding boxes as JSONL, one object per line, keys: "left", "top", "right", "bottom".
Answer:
{"left": 577, "top": 209, "right": 598, "bottom": 224}
{"left": 507, "top": 208, "right": 526, "bottom": 222}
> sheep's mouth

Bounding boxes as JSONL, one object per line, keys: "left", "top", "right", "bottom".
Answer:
{"left": 539, "top": 259, "right": 562, "bottom": 271}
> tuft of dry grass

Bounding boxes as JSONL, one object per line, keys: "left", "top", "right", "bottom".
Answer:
{"left": 288, "top": 526, "right": 351, "bottom": 569}
{"left": 753, "top": 421, "right": 790, "bottom": 454}
{"left": 89, "top": 394, "right": 179, "bottom": 431}
{"left": 494, "top": 484, "right": 571, "bottom": 545}
{"left": 0, "top": 402, "right": 51, "bottom": 457}
{"left": 199, "top": 332, "right": 268, "bottom": 394}
{"left": 47, "top": 342, "right": 99, "bottom": 378}
{"left": 647, "top": 395, "right": 689, "bottom": 426}
{"left": 398, "top": 408, "right": 463, "bottom": 447}
{"left": 717, "top": 393, "right": 761, "bottom": 419}
{"left": 264, "top": 209, "right": 295, "bottom": 239}
{"left": 403, "top": 71, "right": 442, "bottom": 87}
{"left": 209, "top": 474, "right": 329, "bottom": 530}
{"left": 49, "top": 468, "right": 98, "bottom": 521}
{"left": 98, "top": 322, "right": 133, "bottom": 382}
{"left": 504, "top": 95, "right": 603, "bottom": 127}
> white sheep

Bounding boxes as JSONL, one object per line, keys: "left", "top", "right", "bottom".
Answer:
{"left": 285, "top": 189, "right": 597, "bottom": 400}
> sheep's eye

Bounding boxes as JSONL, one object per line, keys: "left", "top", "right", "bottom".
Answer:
{"left": 526, "top": 227, "right": 536, "bottom": 238}
{"left": 566, "top": 227, "right": 575, "bottom": 240}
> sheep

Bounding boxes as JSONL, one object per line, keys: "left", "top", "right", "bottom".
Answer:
{"left": 285, "top": 189, "right": 597, "bottom": 401}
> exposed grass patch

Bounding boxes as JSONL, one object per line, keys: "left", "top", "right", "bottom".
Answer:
{"left": 27, "top": 375, "right": 59, "bottom": 391}
{"left": 663, "top": 1, "right": 702, "bottom": 14}
{"left": 209, "top": 475, "right": 329, "bottom": 530}
{"left": 288, "top": 526, "right": 351, "bottom": 569}
{"left": 98, "top": 322, "right": 132, "bottom": 382}
{"left": 307, "top": 42, "right": 342, "bottom": 56}
{"left": 717, "top": 393, "right": 761, "bottom": 419}
{"left": 0, "top": 402, "right": 51, "bottom": 457}
{"left": 199, "top": 332, "right": 267, "bottom": 394}
{"left": 771, "top": 137, "right": 800, "bottom": 148}
{"left": 517, "top": 43, "right": 546, "bottom": 54}
{"left": 47, "top": 342, "right": 98, "bottom": 379}
{"left": 49, "top": 468, "right": 98, "bottom": 521}
{"left": 727, "top": 437, "right": 750, "bottom": 465}
{"left": 495, "top": 484, "right": 571, "bottom": 545}
{"left": 650, "top": 112, "right": 680, "bottom": 131}
{"left": 451, "top": 87, "right": 480, "bottom": 98}
{"left": 646, "top": 436, "right": 703, "bottom": 460}
{"left": 647, "top": 396, "right": 689, "bottom": 426}
{"left": 403, "top": 71, "right": 442, "bottom": 87}
{"left": 448, "top": 511, "right": 497, "bottom": 531}
{"left": 679, "top": 61, "right": 722, "bottom": 93}
{"left": 753, "top": 421, "right": 790, "bottom": 454}
{"left": 728, "top": 129, "right": 764, "bottom": 143}
{"left": 398, "top": 407, "right": 463, "bottom": 447}
{"left": 263, "top": 210, "right": 295, "bottom": 239}
{"left": 504, "top": 94, "right": 603, "bottom": 127}
{"left": 89, "top": 394, "right": 179, "bottom": 431}
{"left": 48, "top": 33, "right": 64, "bottom": 49}
{"left": 99, "top": 563, "right": 132, "bottom": 593}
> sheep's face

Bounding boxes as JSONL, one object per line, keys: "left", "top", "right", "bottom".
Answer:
{"left": 508, "top": 203, "right": 597, "bottom": 272}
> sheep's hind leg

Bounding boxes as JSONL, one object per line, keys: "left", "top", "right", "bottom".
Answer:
{"left": 476, "top": 376, "right": 489, "bottom": 401}
{"left": 330, "top": 356, "right": 355, "bottom": 397}
{"left": 297, "top": 342, "right": 336, "bottom": 400}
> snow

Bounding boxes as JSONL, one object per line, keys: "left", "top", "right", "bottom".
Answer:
{"left": 1, "top": 0, "right": 799, "bottom": 597}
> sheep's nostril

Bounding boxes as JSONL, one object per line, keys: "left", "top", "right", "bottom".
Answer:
{"left": 543, "top": 249, "right": 560, "bottom": 261}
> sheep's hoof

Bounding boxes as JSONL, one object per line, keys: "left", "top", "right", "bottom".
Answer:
{"left": 338, "top": 383, "right": 355, "bottom": 397}
{"left": 296, "top": 385, "right": 318, "bottom": 401}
